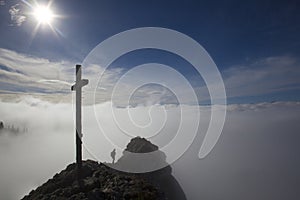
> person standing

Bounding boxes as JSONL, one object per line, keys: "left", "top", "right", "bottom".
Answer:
{"left": 111, "top": 149, "right": 116, "bottom": 164}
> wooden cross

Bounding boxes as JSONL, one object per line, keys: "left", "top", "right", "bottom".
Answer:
{"left": 71, "top": 65, "right": 88, "bottom": 181}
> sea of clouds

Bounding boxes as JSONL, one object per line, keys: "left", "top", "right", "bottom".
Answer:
{"left": 0, "top": 98, "right": 299, "bottom": 199}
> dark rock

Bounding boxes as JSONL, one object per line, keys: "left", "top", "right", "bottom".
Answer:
{"left": 0, "top": 121, "right": 3, "bottom": 130}
{"left": 22, "top": 137, "right": 185, "bottom": 200}
{"left": 114, "top": 137, "right": 169, "bottom": 173}
{"left": 125, "top": 137, "right": 158, "bottom": 153}
{"left": 115, "top": 136, "right": 187, "bottom": 200}
{"left": 22, "top": 160, "right": 165, "bottom": 200}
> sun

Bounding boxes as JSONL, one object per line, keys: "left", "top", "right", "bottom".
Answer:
{"left": 33, "top": 5, "right": 54, "bottom": 24}
{"left": 28, "top": 1, "right": 62, "bottom": 43}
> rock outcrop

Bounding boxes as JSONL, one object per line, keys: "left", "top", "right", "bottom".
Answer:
{"left": 0, "top": 121, "right": 3, "bottom": 130}
{"left": 22, "top": 160, "right": 165, "bottom": 200}
{"left": 115, "top": 137, "right": 187, "bottom": 200}
{"left": 22, "top": 137, "right": 186, "bottom": 200}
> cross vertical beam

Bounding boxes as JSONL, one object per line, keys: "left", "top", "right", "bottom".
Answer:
{"left": 71, "top": 64, "right": 88, "bottom": 182}
{"left": 75, "top": 65, "right": 82, "bottom": 172}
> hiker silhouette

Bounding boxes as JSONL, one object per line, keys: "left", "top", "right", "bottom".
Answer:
{"left": 111, "top": 148, "right": 116, "bottom": 164}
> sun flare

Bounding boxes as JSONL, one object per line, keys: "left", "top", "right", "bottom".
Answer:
{"left": 33, "top": 5, "right": 54, "bottom": 24}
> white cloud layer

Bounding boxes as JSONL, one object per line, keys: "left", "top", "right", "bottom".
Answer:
{"left": 1, "top": 48, "right": 300, "bottom": 105}
{"left": 0, "top": 48, "right": 74, "bottom": 98}
{"left": 0, "top": 98, "right": 299, "bottom": 199}
{"left": 223, "top": 56, "right": 300, "bottom": 98}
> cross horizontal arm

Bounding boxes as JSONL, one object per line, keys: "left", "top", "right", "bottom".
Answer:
{"left": 71, "top": 79, "right": 89, "bottom": 91}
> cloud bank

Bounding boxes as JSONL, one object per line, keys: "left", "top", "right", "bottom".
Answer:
{"left": 223, "top": 56, "right": 300, "bottom": 98}
{"left": 1, "top": 48, "right": 300, "bottom": 104}
{"left": 0, "top": 98, "right": 299, "bottom": 199}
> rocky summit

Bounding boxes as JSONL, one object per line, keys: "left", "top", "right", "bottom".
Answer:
{"left": 22, "top": 137, "right": 186, "bottom": 200}
{"left": 22, "top": 160, "right": 165, "bottom": 200}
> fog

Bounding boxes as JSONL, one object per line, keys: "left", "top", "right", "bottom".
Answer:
{"left": 0, "top": 99, "right": 299, "bottom": 199}
{"left": 174, "top": 102, "right": 300, "bottom": 200}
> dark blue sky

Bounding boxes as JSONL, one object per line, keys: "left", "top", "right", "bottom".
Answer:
{"left": 1, "top": 0, "right": 299, "bottom": 64}
{"left": 0, "top": 0, "right": 300, "bottom": 103}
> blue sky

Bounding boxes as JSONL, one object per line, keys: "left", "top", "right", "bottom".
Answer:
{"left": 0, "top": 0, "right": 300, "bottom": 103}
